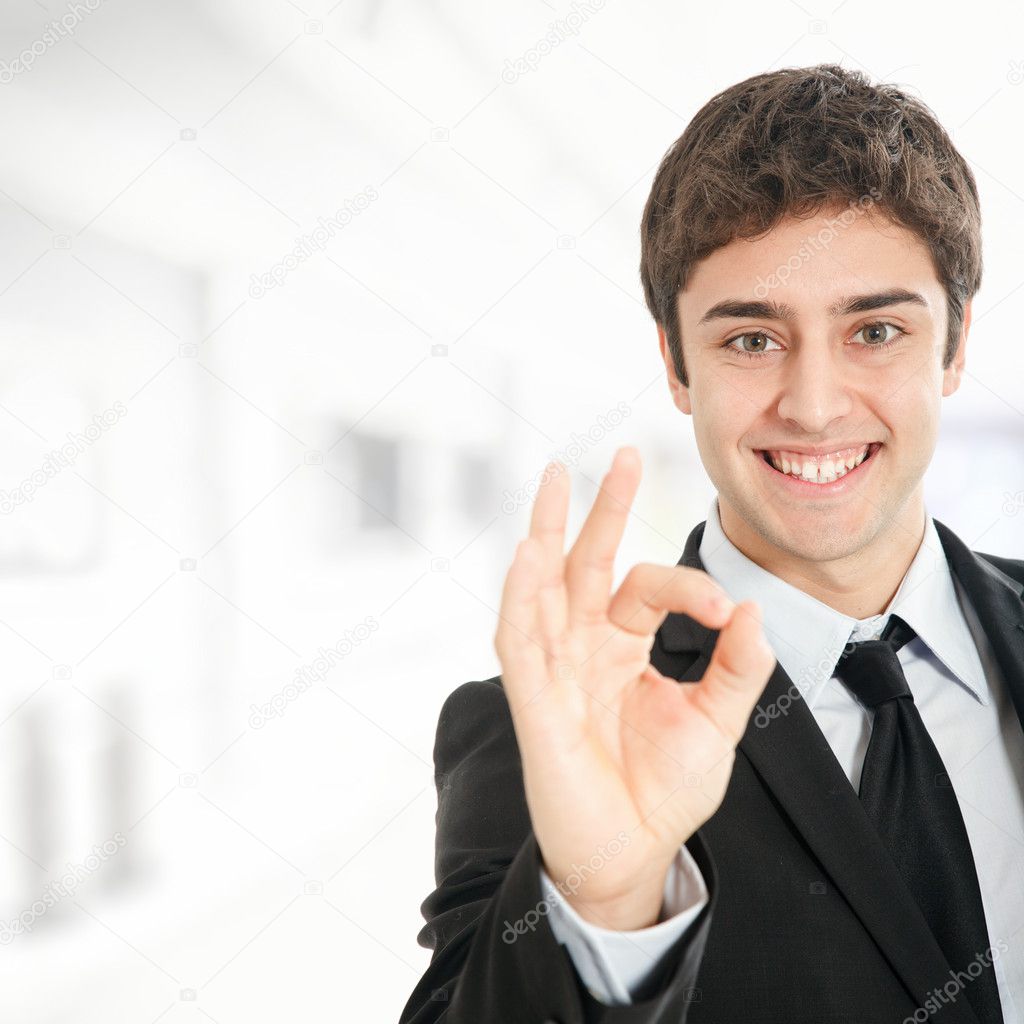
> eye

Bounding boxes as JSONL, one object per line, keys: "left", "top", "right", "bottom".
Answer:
{"left": 856, "top": 321, "right": 904, "bottom": 346}
{"left": 724, "top": 331, "right": 782, "bottom": 356}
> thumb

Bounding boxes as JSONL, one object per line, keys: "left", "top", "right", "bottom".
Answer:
{"left": 694, "top": 600, "right": 776, "bottom": 744}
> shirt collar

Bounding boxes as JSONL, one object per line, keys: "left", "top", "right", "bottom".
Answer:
{"left": 698, "top": 497, "right": 990, "bottom": 708}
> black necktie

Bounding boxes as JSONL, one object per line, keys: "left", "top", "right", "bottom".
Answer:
{"left": 834, "top": 614, "right": 1004, "bottom": 1024}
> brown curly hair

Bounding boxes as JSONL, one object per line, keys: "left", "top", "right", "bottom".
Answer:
{"left": 639, "top": 63, "right": 982, "bottom": 386}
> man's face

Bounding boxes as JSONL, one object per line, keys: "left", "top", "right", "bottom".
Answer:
{"left": 660, "top": 203, "right": 970, "bottom": 564}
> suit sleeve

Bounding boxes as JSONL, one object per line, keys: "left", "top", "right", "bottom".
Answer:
{"left": 398, "top": 676, "right": 718, "bottom": 1024}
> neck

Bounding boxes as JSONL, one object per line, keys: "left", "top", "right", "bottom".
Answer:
{"left": 717, "top": 495, "right": 927, "bottom": 620}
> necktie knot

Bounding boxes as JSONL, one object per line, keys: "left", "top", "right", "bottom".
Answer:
{"left": 835, "top": 614, "right": 917, "bottom": 708}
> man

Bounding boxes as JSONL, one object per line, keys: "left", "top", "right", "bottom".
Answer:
{"left": 400, "top": 63, "right": 1024, "bottom": 1023}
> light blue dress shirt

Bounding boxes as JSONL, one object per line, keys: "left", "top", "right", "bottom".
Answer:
{"left": 539, "top": 497, "right": 1024, "bottom": 1015}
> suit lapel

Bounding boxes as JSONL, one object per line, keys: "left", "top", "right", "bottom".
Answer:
{"left": 933, "top": 517, "right": 1024, "bottom": 735}
{"left": 651, "top": 520, "right": 1012, "bottom": 1024}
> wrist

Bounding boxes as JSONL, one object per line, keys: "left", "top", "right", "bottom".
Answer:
{"left": 556, "top": 864, "right": 672, "bottom": 931}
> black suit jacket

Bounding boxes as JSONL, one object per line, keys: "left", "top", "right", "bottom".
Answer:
{"left": 400, "top": 519, "right": 1024, "bottom": 1024}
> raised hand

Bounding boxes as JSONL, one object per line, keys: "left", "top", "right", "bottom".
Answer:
{"left": 494, "top": 446, "right": 776, "bottom": 930}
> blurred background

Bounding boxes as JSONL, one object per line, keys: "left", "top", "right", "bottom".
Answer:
{"left": 0, "top": 1, "right": 1022, "bottom": 1021}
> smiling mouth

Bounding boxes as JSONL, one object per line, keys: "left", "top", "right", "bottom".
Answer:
{"left": 756, "top": 442, "right": 881, "bottom": 484}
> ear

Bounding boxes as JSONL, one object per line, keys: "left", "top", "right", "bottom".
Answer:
{"left": 658, "top": 325, "right": 692, "bottom": 415}
{"left": 941, "top": 298, "right": 971, "bottom": 398}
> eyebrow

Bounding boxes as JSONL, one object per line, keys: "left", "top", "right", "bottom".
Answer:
{"left": 696, "top": 288, "right": 929, "bottom": 326}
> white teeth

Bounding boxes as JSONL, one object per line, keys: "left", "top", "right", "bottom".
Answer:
{"left": 765, "top": 445, "right": 873, "bottom": 482}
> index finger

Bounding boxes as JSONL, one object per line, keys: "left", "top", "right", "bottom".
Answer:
{"left": 606, "top": 562, "right": 734, "bottom": 638}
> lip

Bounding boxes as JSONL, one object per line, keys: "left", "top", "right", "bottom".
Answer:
{"left": 754, "top": 442, "right": 881, "bottom": 495}
{"left": 756, "top": 442, "right": 879, "bottom": 458}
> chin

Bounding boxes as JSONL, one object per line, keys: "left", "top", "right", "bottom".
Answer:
{"left": 725, "top": 488, "right": 879, "bottom": 562}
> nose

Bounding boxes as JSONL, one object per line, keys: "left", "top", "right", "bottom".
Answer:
{"left": 775, "top": 340, "right": 853, "bottom": 433}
